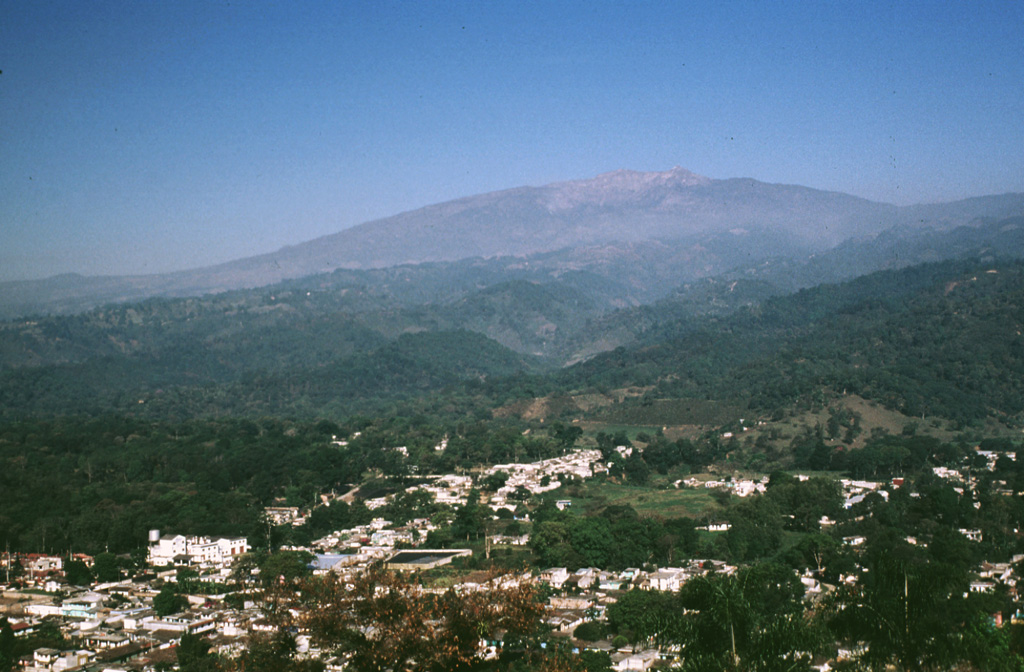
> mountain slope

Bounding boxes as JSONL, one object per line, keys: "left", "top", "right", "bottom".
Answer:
{"left": 556, "top": 258, "right": 1024, "bottom": 427}
{"left": 5, "top": 255, "right": 1024, "bottom": 427}
{"left": 5, "top": 216, "right": 1024, "bottom": 379}
{"left": 4, "top": 167, "right": 1022, "bottom": 319}
{"left": 287, "top": 168, "right": 896, "bottom": 271}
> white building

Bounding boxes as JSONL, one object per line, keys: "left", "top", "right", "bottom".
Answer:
{"left": 539, "top": 567, "right": 570, "bottom": 588}
{"left": 147, "top": 531, "right": 249, "bottom": 567}
{"left": 31, "top": 648, "right": 95, "bottom": 672}
{"left": 142, "top": 613, "right": 217, "bottom": 634}
{"left": 646, "top": 568, "right": 688, "bottom": 592}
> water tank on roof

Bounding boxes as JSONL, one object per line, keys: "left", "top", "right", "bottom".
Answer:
{"left": 148, "top": 529, "right": 160, "bottom": 543}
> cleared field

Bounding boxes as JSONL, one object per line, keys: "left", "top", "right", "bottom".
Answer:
{"left": 575, "top": 422, "right": 664, "bottom": 438}
{"left": 590, "top": 397, "right": 746, "bottom": 428}
{"left": 559, "top": 479, "right": 721, "bottom": 519}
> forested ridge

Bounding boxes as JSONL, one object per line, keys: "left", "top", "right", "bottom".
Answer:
{"left": 4, "top": 257, "right": 1024, "bottom": 427}
{"left": 559, "top": 259, "right": 1024, "bottom": 426}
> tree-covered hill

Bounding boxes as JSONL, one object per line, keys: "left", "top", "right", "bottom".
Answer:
{"left": 4, "top": 249, "right": 1024, "bottom": 427}
{"left": 0, "top": 328, "right": 539, "bottom": 420}
{"left": 0, "top": 251, "right": 650, "bottom": 372}
{"left": 557, "top": 259, "right": 1024, "bottom": 427}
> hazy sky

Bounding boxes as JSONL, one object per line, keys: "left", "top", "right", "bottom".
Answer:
{"left": 2, "top": 1, "right": 1022, "bottom": 281}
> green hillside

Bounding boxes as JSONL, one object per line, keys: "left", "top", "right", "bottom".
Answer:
{"left": 558, "top": 259, "right": 1024, "bottom": 428}
{"left": 3, "top": 253, "right": 1024, "bottom": 430}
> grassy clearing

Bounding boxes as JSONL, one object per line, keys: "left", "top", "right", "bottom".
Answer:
{"left": 590, "top": 397, "right": 746, "bottom": 428}
{"left": 727, "top": 394, "right": 984, "bottom": 463}
{"left": 576, "top": 422, "right": 664, "bottom": 440}
{"left": 557, "top": 478, "right": 721, "bottom": 519}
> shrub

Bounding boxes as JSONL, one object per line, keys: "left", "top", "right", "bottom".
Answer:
{"left": 573, "top": 620, "right": 608, "bottom": 642}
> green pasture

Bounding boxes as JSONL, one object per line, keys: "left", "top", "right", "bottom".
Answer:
{"left": 558, "top": 479, "right": 720, "bottom": 519}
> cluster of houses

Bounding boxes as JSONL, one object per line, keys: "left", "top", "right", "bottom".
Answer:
{"left": 2, "top": 545, "right": 737, "bottom": 672}
{"left": 484, "top": 449, "right": 607, "bottom": 512}
{"left": 538, "top": 559, "right": 739, "bottom": 595}
{"left": 359, "top": 448, "right": 608, "bottom": 515}
{"left": 0, "top": 544, "right": 254, "bottom": 671}
{"left": 3, "top": 444, "right": 1023, "bottom": 671}
{"left": 296, "top": 516, "right": 442, "bottom": 572}
{"left": 2, "top": 555, "right": 93, "bottom": 593}
{"left": 363, "top": 474, "right": 475, "bottom": 510}
{"left": 0, "top": 535, "right": 1000, "bottom": 672}
{"left": 676, "top": 474, "right": 769, "bottom": 497}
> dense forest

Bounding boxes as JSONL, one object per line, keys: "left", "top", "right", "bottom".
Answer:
{"left": 561, "top": 259, "right": 1024, "bottom": 426}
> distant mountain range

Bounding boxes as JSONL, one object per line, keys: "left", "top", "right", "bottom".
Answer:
{"left": 2, "top": 167, "right": 1024, "bottom": 319}
{"left": 3, "top": 164, "right": 1024, "bottom": 422}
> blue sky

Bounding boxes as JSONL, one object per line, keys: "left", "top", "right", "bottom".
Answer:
{"left": 1, "top": 1, "right": 1022, "bottom": 281}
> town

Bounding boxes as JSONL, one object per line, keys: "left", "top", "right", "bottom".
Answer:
{"left": 1, "top": 437, "right": 1019, "bottom": 672}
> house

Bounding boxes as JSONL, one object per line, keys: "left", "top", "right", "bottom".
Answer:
{"left": 598, "top": 572, "right": 626, "bottom": 591}
{"left": 142, "top": 613, "right": 217, "bottom": 635}
{"left": 148, "top": 534, "right": 188, "bottom": 566}
{"left": 264, "top": 506, "right": 301, "bottom": 525}
{"left": 646, "top": 568, "right": 688, "bottom": 592}
{"left": 800, "top": 575, "right": 822, "bottom": 594}
{"left": 545, "top": 609, "right": 586, "bottom": 633}
{"left": 8, "top": 621, "right": 39, "bottom": 638}
{"left": 60, "top": 593, "right": 104, "bottom": 618}
{"left": 960, "top": 529, "right": 983, "bottom": 543}
{"left": 25, "top": 603, "right": 62, "bottom": 618}
{"left": 187, "top": 536, "right": 249, "bottom": 566}
{"left": 309, "top": 554, "right": 352, "bottom": 574}
{"left": 933, "top": 466, "right": 964, "bottom": 481}
{"left": 613, "top": 649, "right": 659, "bottom": 671}
{"left": 732, "top": 480, "right": 767, "bottom": 497}
{"left": 549, "top": 594, "right": 598, "bottom": 610}
{"left": 572, "top": 568, "right": 599, "bottom": 590}
{"left": 970, "top": 580, "right": 996, "bottom": 594}
{"left": 539, "top": 568, "right": 569, "bottom": 589}
{"left": 32, "top": 647, "right": 95, "bottom": 671}
{"left": 81, "top": 631, "right": 130, "bottom": 650}
{"left": 844, "top": 490, "right": 889, "bottom": 509}
{"left": 22, "top": 555, "right": 63, "bottom": 576}
{"left": 385, "top": 549, "right": 472, "bottom": 571}
{"left": 489, "top": 533, "right": 530, "bottom": 546}
{"left": 978, "top": 561, "right": 1014, "bottom": 583}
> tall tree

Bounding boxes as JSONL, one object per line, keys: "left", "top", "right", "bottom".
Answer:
{"left": 0, "top": 618, "right": 15, "bottom": 672}
{"left": 826, "top": 537, "right": 969, "bottom": 671}
{"left": 676, "top": 565, "right": 817, "bottom": 671}
{"left": 153, "top": 583, "right": 189, "bottom": 617}
{"left": 451, "top": 489, "right": 487, "bottom": 542}
{"left": 64, "top": 558, "right": 93, "bottom": 586}
{"left": 92, "top": 552, "right": 120, "bottom": 583}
